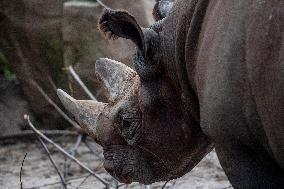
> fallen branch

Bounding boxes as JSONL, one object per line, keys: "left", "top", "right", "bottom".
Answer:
{"left": 30, "top": 80, "right": 82, "bottom": 131}
{"left": 64, "top": 134, "right": 84, "bottom": 178}
{"left": 0, "top": 130, "right": 77, "bottom": 140}
{"left": 161, "top": 181, "right": 169, "bottom": 189}
{"left": 67, "top": 66, "right": 97, "bottom": 101}
{"left": 20, "top": 153, "right": 27, "bottom": 189}
{"left": 96, "top": 0, "right": 110, "bottom": 9}
{"left": 48, "top": 76, "right": 58, "bottom": 93}
{"left": 24, "top": 115, "right": 108, "bottom": 186}
{"left": 37, "top": 136, "right": 67, "bottom": 189}
{"left": 75, "top": 173, "right": 92, "bottom": 189}
{"left": 23, "top": 174, "right": 91, "bottom": 189}
{"left": 167, "top": 180, "right": 177, "bottom": 189}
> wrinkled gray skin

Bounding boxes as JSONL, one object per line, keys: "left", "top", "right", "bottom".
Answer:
{"left": 58, "top": 0, "right": 284, "bottom": 188}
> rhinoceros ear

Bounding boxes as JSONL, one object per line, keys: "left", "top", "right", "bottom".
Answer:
{"left": 95, "top": 58, "right": 138, "bottom": 101}
{"left": 98, "top": 9, "right": 144, "bottom": 52}
{"left": 153, "top": 0, "right": 174, "bottom": 21}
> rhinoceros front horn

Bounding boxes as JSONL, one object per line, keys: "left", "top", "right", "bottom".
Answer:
{"left": 57, "top": 89, "right": 107, "bottom": 139}
{"left": 57, "top": 58, "right": 137, "bottom": 139}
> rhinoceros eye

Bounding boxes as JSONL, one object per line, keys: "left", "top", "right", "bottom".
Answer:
{"left": 115, "top": 108, "right": 142, "bottom": 145}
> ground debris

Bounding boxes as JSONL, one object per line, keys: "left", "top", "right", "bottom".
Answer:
{"left": 0, "top": 136, "right": 230, "bottom": 189}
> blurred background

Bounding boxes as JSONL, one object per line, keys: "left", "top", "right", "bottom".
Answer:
{"left": 0, "top": 0, "right": 230, "bottom": 188}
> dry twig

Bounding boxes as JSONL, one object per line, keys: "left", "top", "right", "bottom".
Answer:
{"left": 161, "top": 181, "right": 169, "bottom": 189}
{"left": 67, "top": 66, "right": 97, "bottom": 101}
{"left": 0, "top": 130, "right": 77, "bottom": 140}
{"left": 96, "top": 0, "right": 110, "bottom": 9}
{"left": 37, "top": 136, "right": 67, "bottom": 189}
{"left": 24, "top": 115, "right": 108, "bottom": 186}
{"left": 64, "top": 134, "right": 84, "bottom": 178}
{"left": 75, "top": 173, "right": 92, "bottom": 189}
{"left": 23, "top": 174, "right": 92, "bottom": 189}
{"left": 20, "top": 153, "right": 27, "bottom": 189}
{"left": 48, "top": 76, "right": 58, "bottom": 92}
{"left": 30, "top": 80, "right": 82, "bottom": 131}
{"left": 168, "top": 180, "right": 177, "bottom": 189}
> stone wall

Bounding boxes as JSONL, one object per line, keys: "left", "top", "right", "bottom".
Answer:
{"left": 0, "top": 0, "right": 68, "bottom": 129}
{"left": 0, "top": 0, "right": 155, "bottom": 131}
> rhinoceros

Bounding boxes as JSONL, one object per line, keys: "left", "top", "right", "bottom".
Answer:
{"left": 57, "top": 0, "right": 284, "bottom": 188}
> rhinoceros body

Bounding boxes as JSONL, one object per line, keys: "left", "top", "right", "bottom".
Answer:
{"left": 58, "top": 0, "right": 284, "bottom": 188}
{"left": 162, "top": 0, "right": 284, "bottom": 188}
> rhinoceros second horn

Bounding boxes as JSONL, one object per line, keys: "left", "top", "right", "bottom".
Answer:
{"left": 95, "top": 58, "right": 137, "bottom": 101}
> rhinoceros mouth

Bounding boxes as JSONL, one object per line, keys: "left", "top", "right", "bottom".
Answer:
{"left": 102, "top": 144, "right": 171, "bottom": 184}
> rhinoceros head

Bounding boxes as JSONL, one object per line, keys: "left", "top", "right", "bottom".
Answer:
{"left": 57, "top": 4, "right": 212, "bottom": 185}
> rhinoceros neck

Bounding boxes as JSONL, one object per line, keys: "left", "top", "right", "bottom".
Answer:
{"left": 161, "top": 0, "right": 210, "bottom": 122}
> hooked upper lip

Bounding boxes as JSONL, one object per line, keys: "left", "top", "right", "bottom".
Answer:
{"left": 104, "top": 160, "right": 133, "bottom": 184}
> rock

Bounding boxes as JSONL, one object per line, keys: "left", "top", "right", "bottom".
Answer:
{"left": 0, "top": 0, "right": 69, "bottom": 129}
{"left": 0, "top": 77, "right": 34, "bottom": 137}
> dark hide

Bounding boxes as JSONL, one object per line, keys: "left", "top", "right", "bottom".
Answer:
{"left": 161, "top": 0, "right": 284, "bottom": 188}
{"left": 60, "top": 0, "right": 284, "bottom": 188}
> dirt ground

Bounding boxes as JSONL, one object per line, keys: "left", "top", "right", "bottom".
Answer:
{"left": 0, "top": 135, "right": 231, "bottom": 189}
